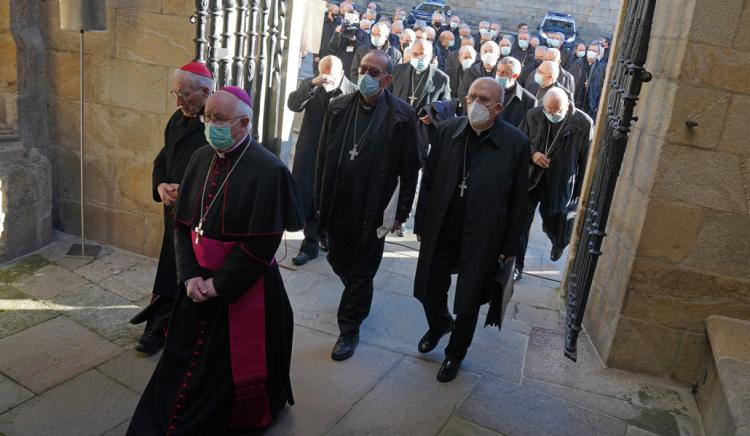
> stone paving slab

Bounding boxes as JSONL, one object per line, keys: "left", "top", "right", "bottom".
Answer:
{"left": 74, "top": 251, "right": 146, "bottom": 283}
{"left": 0, "top": 255, "right": 51, "bottom": 284}
{"left": 438, "top": 416, "right": 506, "bottom": 436}
{"left": 0, "top": 375, "right": 33, "bottom": 415}
{"left": 266, "top": 326, "right": 403, "bottom": 436}
{"left": 98, "top": 349, "right": 161, "bottom": 394}
{"left": 0, "top": 370, "right": 139, "bottom": 436}
{"left": 0, "top": 316, "right": 123, "bottom": 393}
{"left": 523, "top": 328, "right": 693, "bottom": 416}
{"left": 100, "top": 421, "right": 129, "bottom": 436}
{"left": 12, "top": 264, "right": 90, "bottom": 300}
{"left": 0, "top": 284, "right": 58, "bottom": 339}
{"left": 46, "top": 283, "right": 143, "bottom": 346}
{"left": 456, "top": 374, "right": 628, "bottom": 436}
{"left": 97, "top": 261, "right": 157, "bottom": 302}
{"left": 327, "top": 356, "right": 480, "bottom": 436}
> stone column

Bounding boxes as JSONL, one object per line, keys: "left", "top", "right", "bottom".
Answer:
{"left": 0, "top": 1, "right": 53, "bottom": 262}
{"left": 582, "top": 0, "right": 750, "bottom": 384}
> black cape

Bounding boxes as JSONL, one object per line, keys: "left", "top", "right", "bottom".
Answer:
{"left": 288, "top": 76, "right": 358, "bottom": 215}
{"left": 413, "top": 117, "right": 528, "bottom": 317}
{"left": 151, "top": 110, "right": 207, "bottom": 298}
{"left": 128, "top": 138, "right": 304, "bottom": 435}
{"left": 500, "top": 83, "right": 537, "bottom": 128}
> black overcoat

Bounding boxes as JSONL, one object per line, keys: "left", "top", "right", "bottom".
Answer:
{"left": 413, "top": 117, "right": 529, "bottom": 316}
{"left": 151, "top": 110, "right": 207, "bottom": 297}
{"left": 288, "top": 76, "right": 358, "bottom": 215}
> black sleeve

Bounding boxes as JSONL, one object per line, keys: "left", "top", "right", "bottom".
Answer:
{"left": 330, "top": 32, "right": 342, "bottom": 52}
{"left": 395, "top": 109, "right": 422, "bottom": 224}
{"left": 174, "top": 221, "right": 202, "bottom": 284}
{"left": 413, "top": 123, "right": 441, "bottom": 236}
{"left": 350, "top": 47, "right": 362, "bottom": 83}
{"left": 152, "top": 124, "right": 170, "bottom": 202}
{"left": 314, "top": 107, "right": 334, "bottom": 213}
{"left": 574, "top": 121, "right": 593, "bottom": 198}
{"left": 501, "top": 139, "right": 530, "bottom": 257}
{"left": 287, "top": 78, "right": 317, "bottom": 112}
{"left": 212, "top": 234, "right": 283, "bottom": 303}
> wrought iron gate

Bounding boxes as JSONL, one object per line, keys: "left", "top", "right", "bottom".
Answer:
{"left": 192, "top": 0, "right": 289, "bottom": 154}
{"left": 564, "top": 0, "right": 654, "bottom": 361}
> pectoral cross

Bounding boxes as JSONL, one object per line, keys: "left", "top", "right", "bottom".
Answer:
{"left": 349, "top": 144, "right": 360, "bottom": 161}
{"left": 408, "top": 95, "right": 417, "bottom": 105}
{"left": 194, "top": 222, "right": 204, "bottom": 244}
{"left": 458, "top": 179, "right": 468, "bottom": 197}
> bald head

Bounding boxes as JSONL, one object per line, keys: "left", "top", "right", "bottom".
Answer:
{"left": 318, "top": 55, "right": 342, "bottom": 75}
{"left": 544, "top": 47, "right": 561, "bottom": 64}
{"left": 537, "top": 60, "right": 560, "bottom": 87}
{"left": 543, "top": 87, "right": 569, "bottom": 119}
{"left": 466, "top": 77, "right": 504, "bottom": 130}
{"left": 362, "top": 51, "right": 392, "bottom": 74}
{"left": 439, "top": 30, "right": 454, "bottom": 48}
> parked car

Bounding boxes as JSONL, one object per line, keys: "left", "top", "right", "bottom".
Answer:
{"left": 406, "top": 0, "right": 446, "bottom": 26}
{"left": 537, "top": 11, "right": 578, "bottom": 49}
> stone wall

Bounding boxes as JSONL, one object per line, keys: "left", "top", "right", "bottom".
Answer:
{"left": 43, "top": 0, "right": 196, "bottom": 257}
{"left": 0, "top": 1, "right": 17, "bottom": 132}
{"left": 584, "top": 0, "right": 750, "bottom": 384}
{"left": 372, "top": 0, "right": 620, "bottom": 42}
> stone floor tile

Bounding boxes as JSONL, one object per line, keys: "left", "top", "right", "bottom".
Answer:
{"left": 47, "top": 283, "right": 143, "bottom": 346}
{"left": 74, "top": 251, "right": 146, "bottom": 282}
{"left": 0, "top": 316, "right": 123, "bottom": 393}
{"left": 0, "top": 370, "right": 139, "bottom": 436}
{"left": 0, "top": 284, "right": 58, "bottom": 339}
{"left": 522, "top": 378, "right": 682, "bottom": 436}
{"left": 379, "top": 270, "right": 417, "bottom": 297}
{"left": 287, "top": 276, "right": 343, "bottom": 336}
{"left": 327, "top": 356, "right": 480, "bottom": 436}
{"left": 12, "top": 265, "right": 90, "bottom": 300}
{"left": 101, "top": 421, "right": 130, "bottom": 436}
{"left": 98, "top": 262, "right": 158, "bottom": 302}
{"left": 510, "top": 281, "right": 561, "bottom": 311}
{"left": 34, "top": 232, "right": 105, "bottom": 270}
{"left": 0, "top": 374, "right": 33, "bottom": 415}
{"left": 523, "top": 328, "right": 693, "bottom": 416}
{"left": 626, "top": 426, "right": 662, "bottom": 436}
{"left": 279, "top": 267, "right": 328, "bottom": 294}
{"left": 438, "top": 416, "right": 506, "bottom": 436}
{"left": 509, "top": 302, "right": 564, "bottom": 330}
{"left": 265, "top": 326, "right": 402, "bottom": 436}
{"left": 462, "top": 327, "right": 528, "bottom": 384}
{"left": 98, "top": 349, "right": 161, "bottom": 394}
{"left": 0, "top": 254, "right": 51, "bottom": 284}
{"left": 456, "top": 374, "right": 627, "bottom": 436}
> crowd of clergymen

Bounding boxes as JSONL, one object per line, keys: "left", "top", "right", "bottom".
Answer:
{"left": 124, "top": 2, "right": 605, "bottom": 434}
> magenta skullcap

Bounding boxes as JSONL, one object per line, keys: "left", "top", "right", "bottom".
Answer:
{"left": 220, "top": 86, "right": 253, "bottom": 108}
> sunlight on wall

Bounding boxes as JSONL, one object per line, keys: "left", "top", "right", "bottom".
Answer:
{"left": 0, "top": 178, "right": 5, "bottom": 241}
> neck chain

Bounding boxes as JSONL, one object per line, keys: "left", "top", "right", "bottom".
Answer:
{"left": 194, "top": 140, "right": 251, "bottom": 244}
{"left": 408, "top": 67, "right": 429, "bottom": 106}
{"left": 458, "top": 132, "right": 471, "bottom": 197}
{"left": 544, "top": 115, "right": 568, "bottom": 156}
{"left": 349, "top": 101, "right": 376, "bottom": 161}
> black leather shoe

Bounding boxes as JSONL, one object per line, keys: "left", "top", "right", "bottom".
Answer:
{"left": 437, "top": 358, "right": 461, "bottom": 383}
{"left": 418, "top": 321, "right": 454, "bottom": 353}
{"left": 550, "top": 246, "right": 564, "bottom": 261}
{"left": 319, "top": 239, "right": 329, "bottom": 252}
{"left": 514, "top": 268, "right": 523, "bottom": 281}
{"left": 331, "top": 334, "right": 359, "bottom": 361}
{"left": 135, "top": 326, "right": 164, "bottom": 355}
{"left": 292, "top": 251, "right": 316, "bottom": 266}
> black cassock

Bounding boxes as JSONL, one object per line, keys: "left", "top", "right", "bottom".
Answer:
{"left": 500, "top": 83, "right": 537, "bottom": 128}
{"left": 413, "top": 117, "right": 528, "bottom": 319}
{"left": 151, "top": 110, "right": 208, "bottom": 299}
{"left": 128, "top": 138, "right": 304, "bottom": 435}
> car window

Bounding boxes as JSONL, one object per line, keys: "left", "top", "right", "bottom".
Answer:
{"left": 416, "top": 3, "right": 442, "bottom": 13}
{"left": 543, "top": 19, "right": 575, "bottom": 33}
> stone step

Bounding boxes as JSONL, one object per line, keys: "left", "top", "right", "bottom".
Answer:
{"left": 696, "top": 315, "right": 750, "bottom": 436}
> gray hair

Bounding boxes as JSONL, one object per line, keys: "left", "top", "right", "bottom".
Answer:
{"left": 172, "top": 68, "right": 214, "bottom": 91}
{"left": 413, "top": 38, "right": 433, "bottom": 57}
{"left": 234, "top": 98, "right": 253, "bottom": 120}
{"left": 499, "top": 56, "right": 522, "bottom": 76}
{"left": 458, "top": 45, "right": 476, "bottom": 59}
{"left": 373, "top": 21, "right": 390, "bottom": 35}
{"left": 543, "top": 86, "right": 569, "bottom": 108}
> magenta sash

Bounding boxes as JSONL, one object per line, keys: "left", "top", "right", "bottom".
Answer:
{"left": 191, "top": 231, "right": 273, "bottom": 428}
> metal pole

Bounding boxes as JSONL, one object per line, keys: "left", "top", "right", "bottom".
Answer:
{"left": 79, "top": 29, "right": 85, "bottom": 256}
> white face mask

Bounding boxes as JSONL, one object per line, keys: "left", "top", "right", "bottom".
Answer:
{"left": 587, "top": 50, "right": 598, "bottom": 61}
{"left": 460, "top": 58, "right": 474, "bottom": 70}
{"left": 481, "top": 52, "right": 498, "bottom": 67}
{"left": 467, "top": 101, "right": 491, "bottom": 128}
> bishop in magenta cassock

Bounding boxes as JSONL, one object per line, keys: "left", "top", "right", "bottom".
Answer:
{"left": 127, "top": 86, "right": 304, "bottom": 435}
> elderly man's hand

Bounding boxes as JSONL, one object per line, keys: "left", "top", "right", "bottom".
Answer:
{"left": 158, "top": 183, "right": 179, "bottom": 206}
{"left": 419, "top": 113, "right": 432, "bottom": 125}
{"left": 202, "top": 278, "right": 219, "bottom": 299}
{"left": 532, "top": 152, "right": 551, "bottom": 168}
{"left": 335, "top": 24, "right": 342, "bottom": 33}
{"left": 186, "top": 277, "right": 209, "bottom": 303}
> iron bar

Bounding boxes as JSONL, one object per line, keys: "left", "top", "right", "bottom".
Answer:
{"left": 193, "top": 0, "right": 209, "bottom": 63}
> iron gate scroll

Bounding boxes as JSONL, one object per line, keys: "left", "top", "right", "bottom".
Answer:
{"left": 564, "top": 0, "right": 654, "bottom": 361}
{"left": 193, "top": 0, "right": 288, "bottom": 154}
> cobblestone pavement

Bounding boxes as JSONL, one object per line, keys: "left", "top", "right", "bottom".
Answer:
{"left": 0, "top": 220, "right": 703, "bottom": 436}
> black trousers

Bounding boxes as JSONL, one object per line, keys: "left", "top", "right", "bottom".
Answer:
{"left": 299, "top": 209, "right": 324, "bottom": 257}
{"left": 421, "top": 232, "right": 481, "bottom": 362}
{"left": 327, "top": 198, "right": 386, "bottom": 336}
{"left": 517, "top": 186, "right": 560, "bottom": 270}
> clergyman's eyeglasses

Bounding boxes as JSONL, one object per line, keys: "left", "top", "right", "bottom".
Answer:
{"left": 358, "top": 65, "right": 384, "bottom": 78}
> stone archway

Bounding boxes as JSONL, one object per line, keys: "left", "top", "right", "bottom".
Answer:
{"left": 0, "top": 1, "right": 53, "bottom": 262}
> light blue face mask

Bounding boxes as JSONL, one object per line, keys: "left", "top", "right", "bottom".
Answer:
{"left": 544, "top": 110, "right": 566, "bottom": 124}
{"left": 548, "top": 39, "right": 561, "bottom": 48}
{"left": 410, "top": 57, "right": 427, "bottom": 72}
{"left": 371, "top": 35, "right": 383, "bottom": 47}
{"left": 518, "top": 40, "right": 529, "bottom": 49}
{"left": 205, "top": 120, "right": 240, "bottom": 151}
{"left": 496, "top": 76, "right": 510, "bottom": 88}
{"left": 358, "top": 73, "right": 382, "bottom": 98}
{"left": 500, "top": 46, "right": 511, "bottom": 56}
{"left": 448, "top": 40, "right": 455, "bottom": 48}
